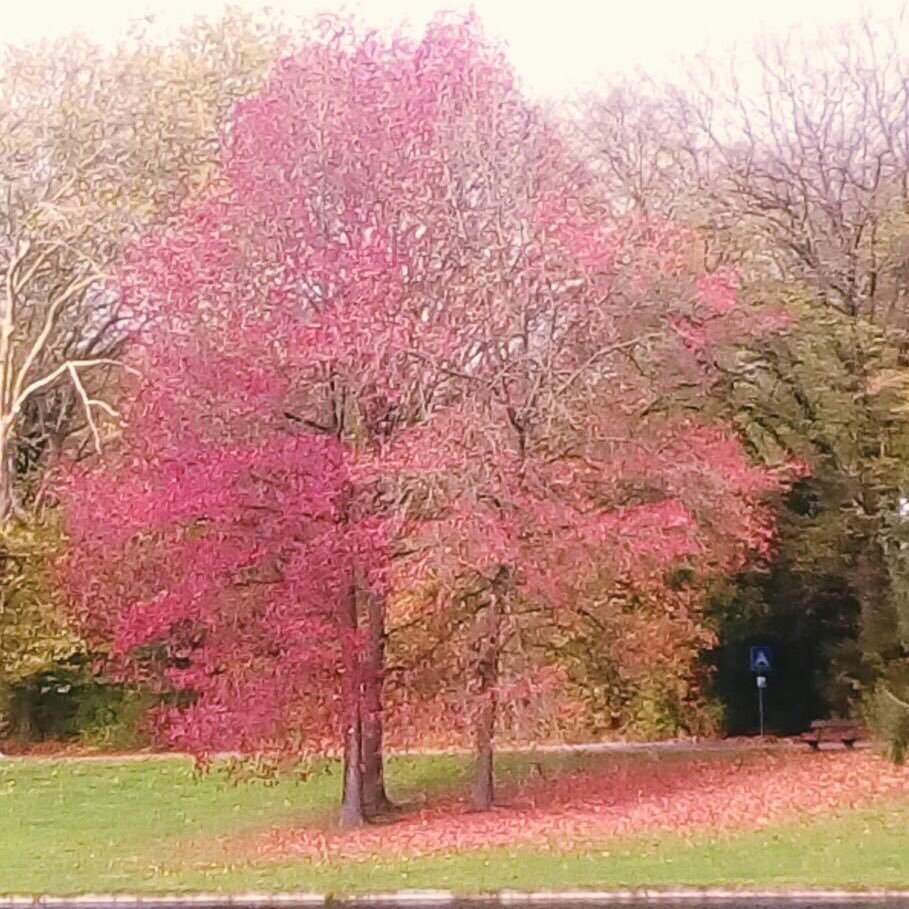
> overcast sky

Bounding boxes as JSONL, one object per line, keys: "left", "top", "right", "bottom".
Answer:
{"left": 4, "top": 0, "right": 908, "bottom": 96}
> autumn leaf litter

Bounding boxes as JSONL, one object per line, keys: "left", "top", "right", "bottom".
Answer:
{"left": 257, "top": 751, "right": 909, "bottom": 862}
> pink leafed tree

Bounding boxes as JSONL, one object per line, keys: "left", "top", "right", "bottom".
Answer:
{"left": 59, "top": 198, "right": 389, "bottom": 783}
{"left": 59, "top": 14, "right": 797, "bottom": 823}
{"left": 365, "top": 207, "right": 798, "bottom": 808}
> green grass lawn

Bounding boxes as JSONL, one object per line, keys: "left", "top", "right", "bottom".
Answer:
{"left": 2, "top": 752, "right": 908, "bottom": 894}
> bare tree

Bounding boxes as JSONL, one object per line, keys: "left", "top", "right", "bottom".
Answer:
{"left": 574, "top": 81, "right": 700, "bottom": 220}
{"left": 671, "top": 18, "right": 909, "bottom": 321}
{"left": 0, "top": 16, "right": 283, "bottom": 519}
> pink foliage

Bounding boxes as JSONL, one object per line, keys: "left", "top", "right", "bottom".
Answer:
{"left": 59, "top": 16, "right": 797, "bottom": 757}
{"left": 261, "top": 751, "right": 909, "bottom": 861}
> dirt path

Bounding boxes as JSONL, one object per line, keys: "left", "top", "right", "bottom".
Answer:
{"left": 0, "top": 736, "right": 823, "bottom": 762}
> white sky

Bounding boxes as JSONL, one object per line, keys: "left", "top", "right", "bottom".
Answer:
{"left": 3, "top": 0, "right": 908, "bottom": 97}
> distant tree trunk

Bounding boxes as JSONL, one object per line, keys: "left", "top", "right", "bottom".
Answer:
{"left": 472, "top": 592, "right": 499, "bottom": 812}
{"left": 339, "top": 580, "right": 366, "bottom": 828}
{"left": 856, "top": 533, "right": 898, "bottom": 664}
{"left": 362, "top": 590, "right": 392, "bottom": 817}
{"left": 0, "top": 438, "right": 13, "bottom": 523}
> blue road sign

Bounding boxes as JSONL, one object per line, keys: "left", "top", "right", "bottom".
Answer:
{"left": 750, "top": 645, "right": 773, "bottom": 673}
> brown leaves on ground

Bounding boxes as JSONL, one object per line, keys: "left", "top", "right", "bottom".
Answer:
{"left": 260, "top": 750, "right": 909, "bottom": 862}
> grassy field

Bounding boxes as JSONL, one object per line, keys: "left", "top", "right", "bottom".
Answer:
{"left": 2, "top": 751, "right": 908, "bottom": 895}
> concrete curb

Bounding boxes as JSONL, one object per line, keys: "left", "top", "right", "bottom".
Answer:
{"left": 2, "top": 891, "right": 909, "bottom": 907}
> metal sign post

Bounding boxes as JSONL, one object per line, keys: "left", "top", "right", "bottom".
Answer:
{"left": 756, "top": 674, "right": 767, "bottom": 737}
{"left": 749, "top": 645, "right": 773, "bottom": 739}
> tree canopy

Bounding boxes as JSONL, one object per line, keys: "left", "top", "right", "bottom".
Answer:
{"left": 54, "top": 17, "right": 800, "bottom": 822}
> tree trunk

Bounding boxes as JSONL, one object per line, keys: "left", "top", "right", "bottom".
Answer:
{"left": 856, "top": 534, "right": 899, "bottom": 660}
{"left": 339, "top": 580, "right": 366, "bottom": 829}
{"left": 361, "top": 590, "right": 392, "bottom": 817}
{"left": 340, "top": 705, "right": 365, "bottom": 828}
{"left": 472, "top": 593, "right": 499, "bottom": 812}
{"left": 0, "top": 438, "right": 13, "bottom": 524}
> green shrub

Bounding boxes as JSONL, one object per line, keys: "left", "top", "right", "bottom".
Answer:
{"left": 5, "top": 656, "right": 150, "bottom": 748}
{"left": 0, "top": 515, "right": 83, "bottom": 689}
{"left": 74, "top": 684, "right": 152, "bottom": 749}
{"left": 868, "top": 681, "right": 909, "bottom": 764}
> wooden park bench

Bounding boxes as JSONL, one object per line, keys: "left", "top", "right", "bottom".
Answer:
{"left": 801, "top": 718, "right": 865, "bottom": 750}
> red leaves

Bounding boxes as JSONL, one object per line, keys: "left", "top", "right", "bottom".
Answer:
{"left": 59, "top": 335, "right": 383, "bottom": 755}
{"left": 261, "top": 751, "right": 909, "bottom": 861}
{"left": 59, "top": 15, "right": 803, "bottom": 763}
